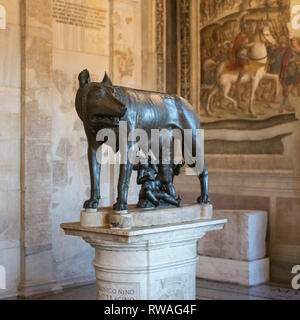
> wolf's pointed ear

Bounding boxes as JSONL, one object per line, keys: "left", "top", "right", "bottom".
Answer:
{"left": 78, "top": 69, "right": 90, "bottom": 88}
{"left": 102, "top": 72, "right": 113, "bottom": 87}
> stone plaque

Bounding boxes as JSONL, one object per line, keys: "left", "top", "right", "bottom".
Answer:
{"left": 98, "top": 281, "right": 140, "bottom": 300}
{"left": 0, "top": 5, "right": 6, "bottom": 30}
{"left": 52, "top": 0, "right": 106, "bottom": 30}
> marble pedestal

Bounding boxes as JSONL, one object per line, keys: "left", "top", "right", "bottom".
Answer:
{"left": 61, "top": 205, "right": 226, "bottom": 300}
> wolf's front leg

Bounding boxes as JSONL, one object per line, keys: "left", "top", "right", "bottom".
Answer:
{"left": 113, "top": 163, "right": 133, "bottom": 211}
{"left": 83, "top": 124, "right": 101, "bottom": 209}
{"left": 84, "top": 145, "right": 101, "bottom": 209}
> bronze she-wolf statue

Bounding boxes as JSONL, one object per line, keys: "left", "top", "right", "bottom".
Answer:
{"left": 75, "top": 69, "right": 210, "bottom": 211}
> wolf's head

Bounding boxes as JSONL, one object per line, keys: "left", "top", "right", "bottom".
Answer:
{"left": 77, "top": 70, "right": 127, "bottom": 128}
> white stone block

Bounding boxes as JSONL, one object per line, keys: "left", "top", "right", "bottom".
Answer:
{"left": 109, "top": 204, "right": 213, "bottom": 229}
{"left": 197, "top": 256, "right": 270, "bottom": 287}
{"left": 198, "top": 210, "right": 268, "bottom": 261}
{"left": 81, "top": 209, "right": 105, "bottom": 227}
{"left": 78, "top": 204, "right": 215, "bottom": 230}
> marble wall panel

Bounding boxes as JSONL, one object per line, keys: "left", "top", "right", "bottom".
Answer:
{"left": 0, "top": 88, "right": 21, "bottom": 114}
{"left": 275, "top": 198, "right": 300, "bottom": 247}
{"left": 23, "top": 140, "right": 52, "bottom": 195}
{"left": 51, "top": 44, "right": 110, "bottom": 283}
{"left": 0, "top": 113, "right": 20, "bottom": 140}
{"left": 25, "top": 0, "right": 52, "bottom": 28}
{"left": 0, "top": 241, "right": 20, "bottom": 299}
{"left": 141, "top": 0, "right": 157, "bottom": 91}
{"left": 0, "top": 0, "right": 146, "bottom": 297}
{"left": 0, "top": 191, "right": 20, "bottom": 242}
{"left": 19, "top": 0, "right": 58, "bottom": 297}
{"left": 0, "top": 0, "right": 20, "bottom": 25}
{"left": 0, "top": 24, "right": 21, "bottom": 88}
{"left": 0, "top": 0, "right": 21, "bottom": 299}
{"left": 0, "top": 139, "right": 20, "bottom": 170}
{"left": 111, "top": 0, "right": 142, "bottom": 87}
{"left": 52, "top": 0, "right": 109, "bottom": 57}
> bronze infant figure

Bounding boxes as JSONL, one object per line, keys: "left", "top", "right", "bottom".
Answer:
{"left": 134, "top": 160, "right": 183, "bottom": 209}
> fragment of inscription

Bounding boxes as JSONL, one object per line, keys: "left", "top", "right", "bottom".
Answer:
{"left": 52, "top": 0, "right": 106, "bottom": 30}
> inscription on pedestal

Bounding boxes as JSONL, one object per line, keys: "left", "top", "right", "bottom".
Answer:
{"left": 52, "top": 0, "right": 106, "bottom": 30}
{"left": 98, "top": 281, "right": 140, "bottom": 300}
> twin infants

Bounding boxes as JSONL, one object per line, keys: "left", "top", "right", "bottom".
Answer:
{"left": 134, "top": 159, "right": 185, "bottom": 209}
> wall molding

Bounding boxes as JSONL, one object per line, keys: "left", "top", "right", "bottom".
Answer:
{"left": 178, "top": 0, "right": 191, "bottom": 101}
{"left": 155, "top": 0, "right": 166, "bottom": 92}
{"left": 180, "top": 169, "right": 300, "bottom": 197}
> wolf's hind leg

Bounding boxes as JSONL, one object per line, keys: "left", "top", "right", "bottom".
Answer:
{"left": 197, "top": 163, "right": 210, "bottom": 204}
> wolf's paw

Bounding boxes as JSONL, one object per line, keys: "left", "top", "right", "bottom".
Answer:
{"left": 83, "top": 197, "right": 100, "bottom": 209}
{"left": 113, "top": 201, "right": 128, "bottom": 212}
{"left": 197, "top": 194, "right": 210, "bottom": 205}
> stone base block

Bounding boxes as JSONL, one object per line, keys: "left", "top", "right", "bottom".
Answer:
{"left": 198, "top": 210, "right": 268, "bottom": 261}
{"left": 196, "top": 256, "right": 270, "bottom": 287}
{"left": 109, "top": 204, "right": 213, "bottom": 229}
{"left": 80, "top": 204, "right": 213, "bottom": 229}
{"left": 200, "top": 204, "right": 213, "bottom": 219}
{"left": 80, "top": 209, "right": 108, "bottom": 227}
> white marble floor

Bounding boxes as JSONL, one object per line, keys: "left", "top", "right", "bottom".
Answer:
{"left": 20, "top": 279, "right": 300, "bottom": 300}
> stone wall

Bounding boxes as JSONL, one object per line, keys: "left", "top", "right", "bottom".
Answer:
{"left": 0, "top": 0, "right": 148, "bottom": 298}
{"left": 50, "top": 0, "right": 111, "bottom": 291}
{"left": 50, "top": 0, "right": 144, "bottom": 289}
{"left": 0, "top": 0, "right": 21, "bottom": 299}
